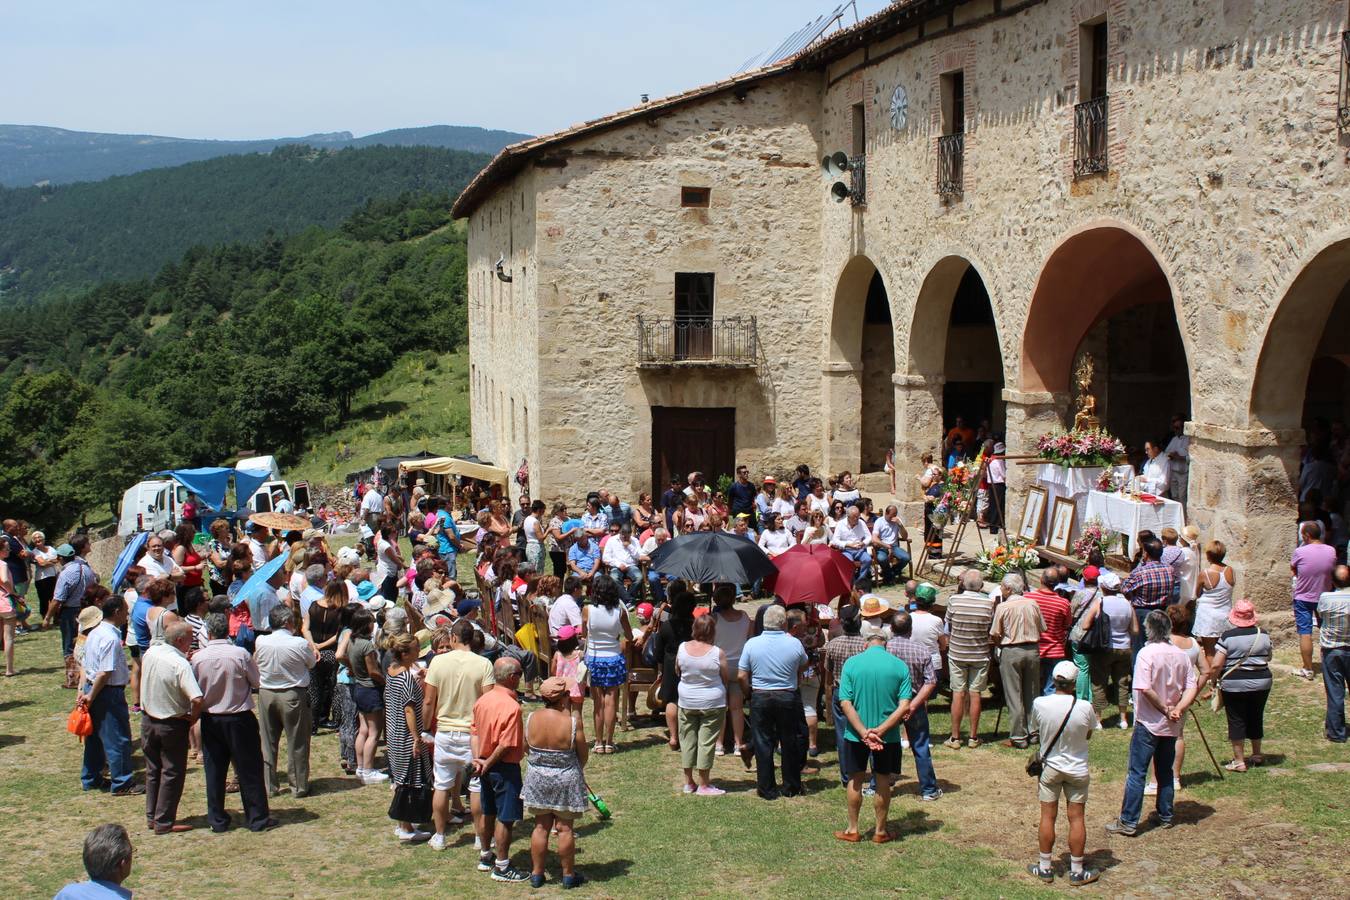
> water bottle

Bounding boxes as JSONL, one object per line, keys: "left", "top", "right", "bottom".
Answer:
{"left": 588, "top": 791, "right": 611, "bottom": 820}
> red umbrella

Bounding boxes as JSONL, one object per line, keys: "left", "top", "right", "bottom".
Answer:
{"left": 764, "top": 544, "right": 856, "bottom": 606}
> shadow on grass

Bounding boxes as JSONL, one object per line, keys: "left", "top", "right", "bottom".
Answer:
{"left": 0, "top": 699, "right": 33, "bottom": 712}
{"left": 1067, "top": 848, "right": 1123, "bottom": 873}
{"left": 0, "top": 734, "right": 26, "bottom": 748}
{"left": 571, "top": 855, "right": 633, "bottom": 882}
{"left": 1172, "top": 799, "right": 1216, "bottom": 826}
{"left": 308, "top": 776, "right": 364, "bottom": 795}
{"left": 891, "top": 808, "right": 941, "bottom": 838}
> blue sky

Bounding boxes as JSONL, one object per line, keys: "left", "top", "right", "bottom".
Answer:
{"left": 4, "top": 1, "right": 888, "bottom": 139}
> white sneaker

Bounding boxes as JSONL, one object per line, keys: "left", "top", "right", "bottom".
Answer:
{"left": 395, "top": 826, "right": 432, "bottom": 843}
{"left": 362, "top": 771, "right": 390, "bottom": 784}
{"left": 1117, "top": 716, "right": 1129, "bottom": 730}
{"left": 1143, "top": 781, "right": 1158, "bottom": 796}
{"left": 1094, "top": 721, "right": 1103, "bottom": 731}
{"left": 428, "top": 832, "right": 446, "bottom": 851}
{"left": 473, "top": 835, "right": 483, "bottom": 851}
{"left": 901, "top": 738, "right": 911, "bottom": 749}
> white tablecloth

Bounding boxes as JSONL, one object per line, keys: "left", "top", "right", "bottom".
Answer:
{"left": 1084, "top": 491, "right": 1185, "bottom": 556}
{"left": 1033, "top": 464, "right": 1134, "bottom": 546}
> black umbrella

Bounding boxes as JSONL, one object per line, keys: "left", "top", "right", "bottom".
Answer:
{"left": 647, "top": 531, "right": 777, "bottom": 584}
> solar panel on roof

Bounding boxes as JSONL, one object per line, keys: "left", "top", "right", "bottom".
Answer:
{"left": 737, "top": 1, "right": 856, "bottom": 73}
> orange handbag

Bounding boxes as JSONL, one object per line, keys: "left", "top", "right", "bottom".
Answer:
{"left": 67, "top": 701, "right": 94, "bottom": 740}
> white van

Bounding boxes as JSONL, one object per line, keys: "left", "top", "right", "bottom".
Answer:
{"left": 234, "top": 456, "right": 293, "bottom": 513}
{"left": 117, "top": 480, "right": 187, "bottom": 537}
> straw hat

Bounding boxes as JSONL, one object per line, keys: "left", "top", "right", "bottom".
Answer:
{"left": 858, "top": 594, "right": 891, "bottom": 618}
{"left": 78, "top": 606, "right": 104, "bottom": 632}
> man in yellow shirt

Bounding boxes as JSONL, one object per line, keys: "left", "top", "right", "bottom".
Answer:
{"left": 422, "top": 619, "right": 494, "bottom": 851}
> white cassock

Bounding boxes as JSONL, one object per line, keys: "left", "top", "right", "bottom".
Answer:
{"left": 1163, "top": 433, "right": 1189, "bottom": 501}
{"left": 1140, "top": 455, "right": 1170, "bottom": 496}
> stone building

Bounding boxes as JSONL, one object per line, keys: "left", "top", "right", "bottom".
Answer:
{"left": 452, "top": 0, "right": 1350, "bottom": 605}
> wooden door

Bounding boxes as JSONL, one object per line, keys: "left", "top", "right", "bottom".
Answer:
{"left": 651, "top": 407, "right": 735, "bottom": 498}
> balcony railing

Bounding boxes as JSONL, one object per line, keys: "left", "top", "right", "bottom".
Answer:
{"left": 937, "top": 133, "right": 964, "bottom": 197}
{"left": 636, "top": 314, "right": 759, "bottom": 367}
{"left": 1074, "top": 94, "right": 1109, "bottom": 178}
{"left": 849, "top": 154, "right": 866, "bottom": 206}
{"left": 1340, "top": 31, "right": 1350, "bottom": 131}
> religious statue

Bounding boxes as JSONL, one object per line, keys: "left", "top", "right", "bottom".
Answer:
{"left": 1073, "top": 352, "right": 1100, "bottom": 431}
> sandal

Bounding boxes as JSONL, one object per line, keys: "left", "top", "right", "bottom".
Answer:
{"left": 618, "top": 719, "right": 634, "bottom": 732}
{"left": 1223, "top": 759, "right": 1247, "bottom": 772}
{"left": 593, "top": 741, "right": 605, "bottom": 755}
{"left": 606, "top": 743, "right": 618, "bottom": 754}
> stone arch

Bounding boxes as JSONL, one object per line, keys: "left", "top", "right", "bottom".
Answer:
{"left": 824, "top": 254, "right": 895, "bottom": 475}
{"left": 1019, "top": 221, "right": 1194, "bottom": 463}
{"left": 1249, "top": 231, "right": 1350, "bottom": 433}
{"left": 898, "top": 254, "right": 1006, "bottom": 472}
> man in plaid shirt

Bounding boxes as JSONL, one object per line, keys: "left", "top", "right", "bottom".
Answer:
{"left": 1123, "top": 539, "right": 1174, "bottom": 655}
{"left": 823, "top": 606, "right": 868, "bottom": 787}
{"left": 885, "top": 610, "right": 942, "bottom": 801}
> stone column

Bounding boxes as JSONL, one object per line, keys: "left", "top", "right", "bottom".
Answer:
{"left": 1186, "top": 422, "right": 1302, "bottom": 612}
{"left": 1001, "top": 388, "right": 1070, "bottom": 539}
{"left": 893, "top": 372, "right": 944, "bottom": 520}
{"left": 822, "top": 362, "right": 862, "bottom": 475}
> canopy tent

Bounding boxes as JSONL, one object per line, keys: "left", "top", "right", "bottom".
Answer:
{"left": 150, "top": 466, "right": 269, "bottom": 514}
{"left": 376, "top": 450, "right": 446, "bottom": 481}
{"left": 397, "top": 454, "right": 508, "bottom": 488}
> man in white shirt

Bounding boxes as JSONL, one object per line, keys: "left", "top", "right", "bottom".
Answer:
{"left": 1139, "top": 440, "right": 1170, "bottom": 496}
{"left": 253, "top": 605, "right": 318, "bottom": 797}
{"left": 1027, "top": 660, "right": 1100, "bottom": 886}
{"left": 602, "top": 524, "right": 643, "bottom": 602}
{"left": 136, "top": 533, "right": 184, "bottom": 583}
{"left": 639, "top": 527, "right": 671, "bottom": 603}
{"left": 547, "top": 583, "right": 583, "bottom": 638}
{"left": 245, "top": 522, "right": 270, "bottom": 571}
{"left": 273, "top": 491, "right": 295, "bottom": 515}
{"left": 140, "top": 621, "right": 203, "bottom": 832}
{"left": 831, "top": 506, "right": 874, "bottom": 587}
{"left": 871, "top": 505, "right": 911, "bottom": 585}
{"left": 1163, "top": 416, "right": 1189, "bottom": 504}
{"left": 784, "top": 501, "right": 811, "bottom": 544}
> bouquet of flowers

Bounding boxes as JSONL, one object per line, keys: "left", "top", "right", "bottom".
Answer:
{"left": 1071, "top": 517, "right": 1116, "bottom": 560}
{"left": 975, "top": 537, "right": 1040, "bottom": 581}
{"left": 1035, "top": 428, "right": 1125, "bottom": 468}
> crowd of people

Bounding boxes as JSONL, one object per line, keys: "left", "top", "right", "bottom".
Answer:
{"left": 13, "top": 430, "right": 1350, "bottom": 895}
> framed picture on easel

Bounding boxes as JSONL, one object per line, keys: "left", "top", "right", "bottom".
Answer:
{"left": 1018, "top": 486, "right": 1048, "bottom": 544}
{"left": 1046, "top": 497, "right": 1077, "bottom": 555}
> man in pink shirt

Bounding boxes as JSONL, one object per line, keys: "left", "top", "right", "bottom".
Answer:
{"left": 1106, "top": 610, "right": 1197, "bottom": 836}
{"left": 1291, "top": 522, "right": 1337, "bottom": 679}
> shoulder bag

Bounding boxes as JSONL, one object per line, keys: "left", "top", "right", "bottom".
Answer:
{"left": 1069, "top": 590, "right": 1112, "bottom": 653}
{"left": 1026, "top": 699, "right": 1076, "bottom": 778}
{"left": 1211, "top": 627, "right": 1262, "bottom": 713}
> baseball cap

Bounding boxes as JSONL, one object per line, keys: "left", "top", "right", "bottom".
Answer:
{"left": 1082, "top": 565, "right": 1100, "bottom": 582}
{"left": 914, "top": 583, "right": 938, "bottom": 605}
{"left": 1098, "top": 571, "right": 1122, "bottom": 590}
{"left": 557, "top": 624, "right": 580, "bottom": 641}
{"left": 1052, "top": 660, "right": 1079, "bottom": 683}
{"left": 55, "top": 543, "right": 76, "bottom": 558}
{"left": 636, "top": 602, "right": 654, "bottom": 620}
{"left": 455, "top": 597, "right": 482, "bottom": 617}
{"left": 336, "top": 546, "right": 360, "bottom": 567}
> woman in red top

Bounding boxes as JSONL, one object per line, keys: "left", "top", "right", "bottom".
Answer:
{"left": 172, "top": 523, "right": 206, "bottom": 610}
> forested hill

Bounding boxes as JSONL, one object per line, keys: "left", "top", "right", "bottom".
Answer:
{"left": 0, "top": 143, "right": 488, "bottom": 304}
{"left": 0, "top": 191, "right": 469, "bottom": 527}
{"left": 0, "top": 123, "right": 530, "bottom": 186}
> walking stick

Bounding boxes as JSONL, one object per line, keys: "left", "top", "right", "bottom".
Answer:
{"left": 1188, "top": 707, "right": 1224, "bottom": 779}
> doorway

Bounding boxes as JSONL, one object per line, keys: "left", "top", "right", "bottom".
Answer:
{"left": 651, "top": 406, "right": 735, "bottom": 497}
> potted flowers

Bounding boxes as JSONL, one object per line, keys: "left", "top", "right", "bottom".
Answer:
{"left": 1071, "top": 517, "right": 1117, "bottom": 560}
{"left": 1035, "top": 428, "right": 1125, "bottom": 468}
{"left": 975, "top": 537, "right": 1040, "bottom": 581}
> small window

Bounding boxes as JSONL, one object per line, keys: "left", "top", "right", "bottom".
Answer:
{"left": 852, "top": 102, "right": 866, "bottom": 156}
{"left": 681, "top": 186, "right": 711, "bottom": 208}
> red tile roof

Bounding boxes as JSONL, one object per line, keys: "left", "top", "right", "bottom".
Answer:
{"left": 451, "top": 0, "right": 943, "bottom": 219}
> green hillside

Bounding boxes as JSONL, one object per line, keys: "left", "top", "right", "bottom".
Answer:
{"left": 0, "top": 191, "right": 472, "bottom": 527}
{"left": 0, "top": 122, "right": 529, "bottom": 186}
{"left": 0, "top": 143, "right": 487, "bottom": 303}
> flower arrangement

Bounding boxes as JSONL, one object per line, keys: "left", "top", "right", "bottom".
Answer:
{"left": 931, "top": 452, "right": 983, "bottom": 527}
{"left": 1035, "top": 428, "right": 1125, "bottom": 468}
{"left": 975, "top": 537, "right": 1041, "bottom": 581}
{"left": 1071, "top": 517, "right": 1116, "bottom": 560}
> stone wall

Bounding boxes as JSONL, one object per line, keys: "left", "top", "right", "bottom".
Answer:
{"left": 465, "top": 0, "right": 1350, "bottom": 603}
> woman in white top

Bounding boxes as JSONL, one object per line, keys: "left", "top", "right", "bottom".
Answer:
{"left": 30, "top": 531, "right": 61, "bottom": 623}
{"left": 832, "top": 472, "right": 861, "bottom": 506}
{"left": 1192, "top": 539, "right": 1235, "bottom": 668}
{"left": 523, "top": 499, "right": 547, "bottom": 573}
{"left": 710, "top": 586, "right": 752, "bottom": 757}
{"left": 675, "top": 613, "right": 729, "bottom": 795}
{"left": 581, "top": 575, "right": 634, "bottom": 754}
{"left": 1175, "top": 525, "right": 1201, "bottom": 607}
{"left": 1088, "top": 580, "right": 1138, "bottom": 729}
{"left": 756, "top": 513, "right": 794, "bottom": 558}
{"left": 772, "top": 484, "right": 796, "bottom": 521}
{"left": 824, "top": 500, "right": 848, "bottom": 533}
{"left": 801, "top": 510, "right": 830, "bottom": 546}
{"left": 374, "top": 523, "right": 404, "bottom": 601}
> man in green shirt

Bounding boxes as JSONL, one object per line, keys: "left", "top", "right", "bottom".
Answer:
{"left": 836, "top": 634, "right": 913, "bottom": 843}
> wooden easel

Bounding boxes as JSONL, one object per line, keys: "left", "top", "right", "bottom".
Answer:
{"left": 912, "top": 455, "right": 989, "bottom": 586}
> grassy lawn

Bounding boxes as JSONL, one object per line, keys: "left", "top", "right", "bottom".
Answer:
{"left": 3, "top": 610, "right": 1347, "bottom": 898}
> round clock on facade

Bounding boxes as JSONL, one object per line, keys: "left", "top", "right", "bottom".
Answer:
{"left": 889, "top": 84, "right": 908, "bottom": 130}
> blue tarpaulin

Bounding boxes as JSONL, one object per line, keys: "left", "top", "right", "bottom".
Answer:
{"left": 111, "top": 531, "right": 148, "bottom": 591}
{"left": 151, "top": 466, "right": 268, "bottom": 513}
{"left": 231, "top": 551, "right": 287, "bottom": 632}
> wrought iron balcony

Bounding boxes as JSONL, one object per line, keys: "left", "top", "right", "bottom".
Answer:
{"left": 1340, "top": 31, "right": 1350, "bottom": 131}
{"left": 636, "top": 314, "right": 759, "bottom": 368}
{"left": 1074, "top": 94, "right": 1109, "bottom": 178}
{"left": 937, "top": 133, "right": 964, "bottom": 197}
{"left": 849, "top": 154, "right": 866, "bottom": 206}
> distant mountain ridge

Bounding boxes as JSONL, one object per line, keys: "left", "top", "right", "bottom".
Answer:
{"left": 0, "top": 123, "right": 530, "bottom": 186}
